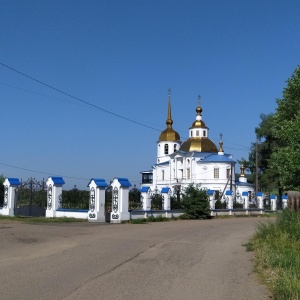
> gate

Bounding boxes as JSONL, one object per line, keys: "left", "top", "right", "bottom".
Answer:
{"left": 14, "top": 178, "right": 47, "bottom": 217}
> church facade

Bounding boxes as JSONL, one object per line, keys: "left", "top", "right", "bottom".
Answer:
{"left": 141, "top": 92, "right": 254, "bottom": 203}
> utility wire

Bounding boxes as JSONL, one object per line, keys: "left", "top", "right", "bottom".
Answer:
{"left": 0, "top": 62, "right": 161, "bottom": 132}
{"left": 0, "top": 161, "right": 141, "bottom": 183}
{"left": 0, "top": 62, "right": 252, "bottom": 151}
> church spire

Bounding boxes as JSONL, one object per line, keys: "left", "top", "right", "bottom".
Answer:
{"left": 240, "top": 164, "right": 245, "bottom": 177}
{"left": 158, "top": 89, "right": 180, "bottom": 142}
{"left": 166, "top": 88, "right": 173, "bottom": 128}
{"left": 196, "top": 95, "right": 203, "bottom": 119}
{"left": 218, "top": 133, "right": 224, "bottom": 154}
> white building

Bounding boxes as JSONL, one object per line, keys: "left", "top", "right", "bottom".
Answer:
{"left": 141, "top": 92, "right": 254, "bottom": 202}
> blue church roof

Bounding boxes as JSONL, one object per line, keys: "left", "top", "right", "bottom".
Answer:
{"left": 7, "top": 178, "right": 21, "bottom": 185}
{"left": 200, "top": 154, "right": 235, "bottom": 163}
{"left": 225, "top": 190, "right": 233, "bottom": 195}
{"left": 282, "top": 195, "right": 288, "bottom": 200}
{"left": 242, "top": 191, "right": 249, "bottom": 196}
{"left": 270, "top": 194, "right": 277, "bottom": 199}
{"left": 256, "top": 192, "right": 263, "bottom": 197}
{"left": 87, "top": 178, "right": 108, "bottom": 188}
{"left": 161, "top": 187, "right": 170, "bottom": 193}
{"left": 236, "top": 181, "right": 254, "bottom": 187}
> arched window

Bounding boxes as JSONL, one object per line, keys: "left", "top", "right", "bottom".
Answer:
{"left": 164, "top": 144, "right": 169, "bottom": 154}
{"left": 162, "top": 170, "right": 165, "bottom": 180}
{"left": 174, "top": 144, "right": 177, "bottom": 152}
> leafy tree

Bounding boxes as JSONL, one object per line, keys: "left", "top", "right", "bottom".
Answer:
{"left": 181, "top": 184, "right": 210, "bottom": 219}
{"left": 129, "top": 186, "right": 142, "bottom": 210}
{"left": 271, "top": 66, "right": 300, "bottom": 191}
{"left": 0, "top": 174, "right": 5, "bottom": 185}
{"left": 241, "top": 113, "right": 279, "bottom": 193}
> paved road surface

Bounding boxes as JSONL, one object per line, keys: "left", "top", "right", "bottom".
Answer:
{"left": 0, "top": 217, "right": 271, "bottom": 300}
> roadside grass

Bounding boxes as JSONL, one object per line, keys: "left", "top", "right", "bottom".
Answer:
{"left": 248, "top": 209, "right": 300, "bottom": 299}
{"left": 0, "top": 215, "right": 87, "bottom": 223}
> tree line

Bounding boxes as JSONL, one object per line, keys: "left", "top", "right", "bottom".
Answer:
{"left": 243, "top": 65, "right": 300, "bottom": 195}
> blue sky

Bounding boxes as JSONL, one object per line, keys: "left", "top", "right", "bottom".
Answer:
{"left": 1, "top": 0, "right": 300, "bottom": 189}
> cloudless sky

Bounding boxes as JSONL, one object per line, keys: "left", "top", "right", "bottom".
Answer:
{"left": 1, "top": 0, "right": 300, "bottom": 189}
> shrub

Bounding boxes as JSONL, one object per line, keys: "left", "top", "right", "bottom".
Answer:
{"left": 181, "top": 184, "right": 210, "bottom": 219}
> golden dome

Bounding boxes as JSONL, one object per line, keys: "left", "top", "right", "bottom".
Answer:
{"left": 179, "top": 96, "right": 217, "bottom": 152}
{"left": 159, "top": 127, "right": 180, "bottom": 142}
{"left": 180, "top": 137, "right": 218, "bottom": 152}
{"left": 190, "top": 96, "right": 207, "bottom": 128}
{"left": 158, "top": 90, "right": 180, "bottom": 142}
{"left": 191, "top": 119, "right": 207, "bottom": 128}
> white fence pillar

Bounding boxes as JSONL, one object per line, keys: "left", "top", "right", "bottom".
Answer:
{"left": 110, "top": 178, "right": 131, "bottom": 223}
{"left": 207, "top": 190, "right": 215, "bottom": 210}
{"left": 161, "top": 187, "right": 171, "bottom": 218}
{"left": 225, "top": 191, "right": 233, "bottom": 211}
{"left": 140, "top": 186, "right": 151, "bottom": 218}
{"left": 88, "top": 178, "right": 108, "bottom": 222}
{"left": 242, "top": 192, "right": 249, "bottom": 214}
{"left": 282, "top": 195, "right": 288, "bottom": 209}
{"left": 270, "top": 194, "right": 277, "bottom": 211}
{"left": 256, "top": 192, "right": 264, "bottom": 210}
{"left": 46, "top": 177, "right": 65, "bottom": 218}
{"left": 1, "top": 178, "right": 20, "bottom": 216}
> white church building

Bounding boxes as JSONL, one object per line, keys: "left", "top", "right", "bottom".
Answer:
{"left": 141, "top": 91, "right": 254, "bottom": 203}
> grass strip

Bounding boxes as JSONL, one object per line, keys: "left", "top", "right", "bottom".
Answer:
{"left": 248, "top": 209, "right": 300, "bottom": 299}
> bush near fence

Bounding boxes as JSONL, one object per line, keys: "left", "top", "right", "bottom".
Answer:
{"left": 61, "top": 189, "right": 89, "bottom": 209}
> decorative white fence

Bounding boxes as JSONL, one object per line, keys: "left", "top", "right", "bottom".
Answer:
{"left": 1, "top": 176, "right": 282, "bottom": 222}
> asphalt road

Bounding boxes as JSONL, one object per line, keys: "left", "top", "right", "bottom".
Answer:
{"left": 0, "top": 217, "right": 271, "bottom": 300}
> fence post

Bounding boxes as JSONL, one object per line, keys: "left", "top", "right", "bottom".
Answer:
{"left": 140, "top": 186, "right": 151, "bottom": 218}
{"left": 87, "top": 178, "right": 108, "bottom": 222}
{"left": 1, "top": 178, "right": 20, "bottom": 216}
{"left": 110, "top": 178, "right": 131, "bottom": 223}
{"left": 242, "top": 191, "right": 249, "bottom": 214}
{"left": 45, "top": 177, "right": 65, "bottom": 218}
{"left": 256, "top": 192, "right": 264, "bottom": 212}
{"left": 282, "top": 195, "right": 288, "bottom": 209}
{"left": 161, "top": 187, "right": 171, "bottom": 218}
{"left": 225, "top": 191, "right": 233, "bottom": 215}
{"left": 270, "top": 194, "right": 277, "bottom": 211}
{"left": 207, "top": 190, "right": 215, "bottom": 210}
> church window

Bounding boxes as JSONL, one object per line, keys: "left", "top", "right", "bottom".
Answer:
{"left": 203, "top": 130, "right": 206, "bottom": 137}
{"left": 162, "top": 170, "right": 165, "bottom": 180}
{"left": 190, "top": 131, "right": 193, "bottom": 137}
{"left": 214, "top": 168, "right": 219, "bottom": 179}
{"left": 174, "top": 144, "right": 177, "bottom": 152}
{"left": 164, "top": 144, "right": 169, "bottom": 154}
{"left": 187, "top": 169, "right": 190, "bottom": 179}
{"left": 196, "top": 130, "right": 199, "bottom": 136}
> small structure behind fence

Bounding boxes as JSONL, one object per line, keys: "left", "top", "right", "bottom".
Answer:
{"left": 288, "top": 191, "right": 300, "bottom": 211}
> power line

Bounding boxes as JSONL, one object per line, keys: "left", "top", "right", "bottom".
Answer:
{"left": 0, "top": 62, "right": 161, "bottom": 133}
{"left": 0, "top": 161, "right": 142, "bottom": 183}
{"left": 0, "top": 62, "right": 252, "bottom": 152}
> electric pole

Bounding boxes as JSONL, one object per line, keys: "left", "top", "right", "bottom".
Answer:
{"left": 255, "top": 139, "right": 259, "bottom": 194}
